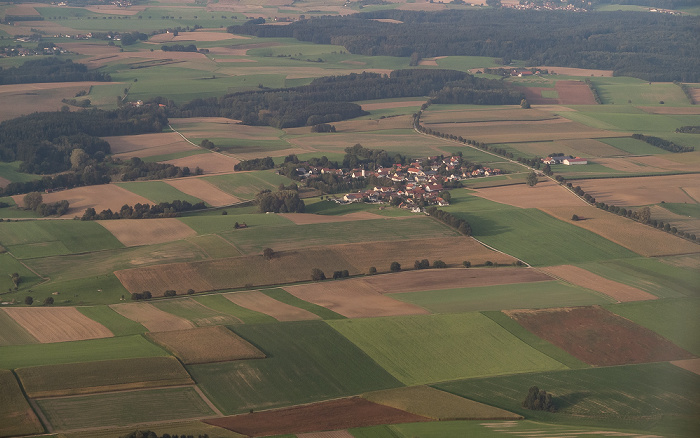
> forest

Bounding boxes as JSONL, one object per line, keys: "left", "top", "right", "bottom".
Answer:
{"left": 0, "top": 58, "right": 111, "bottom": 85}
{"left": 229, "top": 9, "right": 700, "bottom": 82}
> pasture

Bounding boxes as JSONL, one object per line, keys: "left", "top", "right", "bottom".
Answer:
{"left": 0, "top": 335, "right": 169, "bottom": 369}
{"left": 390, "top": 281, "right": 612, "bottom": 314}
{"left": 116, "top": 181, "right": 206, "bottom": 205}
{"left": 434, "top": 362, "right": 700, "bottom": 435}
{"left": 147, "top": 326, "right": 265, "bottom": 365}
{"left": 178, "top": 211, "right": 293, "bottom": 235}
{"left": 328, "top": 313, "right": 568, "bottom": 386}
{"left": 0, "top": 253, "right": 41, "bottom": 293}
{"left": 189, "top": 320, "right": 403, "bottom": 415}
{"left": 16, "top": 356, "right": 193, "bottom": 398}
{"left": 36, "top": 386, "right": 216, "bottom": 432}
{"left": 0, "top": 370, "right": 44, "bottom": 438}
{"left": 600, "top": 137, "right": 670, "bottom": 155}
{"left": 587, "top": 77, "right": 692, "bottom": 107}
{"left": 186, "top": 234, "right": 242, "bottom": 259}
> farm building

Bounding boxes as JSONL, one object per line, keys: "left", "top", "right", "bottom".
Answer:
{"left": 563, "top": 158, "right": 588, "bottom": 165}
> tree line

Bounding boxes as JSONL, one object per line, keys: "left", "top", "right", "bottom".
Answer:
{"left": 0, "top": 58, "right": 110, "bottom": 85}
{"left": 81, "top": 199, "right": 206, "bottom": 221}
{"left": 254, "top": 189, "right": 305, "bottom": 213}
{"left": 229, "top": 9, "right": 700, "bottom": 82}
{"left": 631, "top": 133, "right": 694, "bottom": 153}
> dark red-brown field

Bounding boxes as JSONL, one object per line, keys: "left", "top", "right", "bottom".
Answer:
{"left": 204, "top": 398, "right": 431, "bottom": 436}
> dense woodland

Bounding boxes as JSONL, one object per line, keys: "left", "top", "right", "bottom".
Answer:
{"left": 0, "top": 58, "right": 110, "bottom": 85}
{"left": 229, "top": 9, "right": 700, "bottom": 82}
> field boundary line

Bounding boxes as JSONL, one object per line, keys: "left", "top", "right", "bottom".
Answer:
{"left": 28, "top": 398, "right": 53, "bottom": 433}
{"left": 468, "top": 236, "right": 531, "bottom": 268}
{"left": 193, "top": 384, "right": 224, "bottom": 417}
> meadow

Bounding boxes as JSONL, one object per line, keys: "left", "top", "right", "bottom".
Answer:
{"left": 0, "top": 310, "right": 37, "bottom": 346}
{"left": 116, "top": 181, "right": 206, "bottom": 205}
{"left": 203, "top": 171, "right": 295, "bottom": 200}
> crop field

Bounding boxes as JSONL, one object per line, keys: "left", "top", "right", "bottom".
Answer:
{"left": 16, "top": 356, "right": 193, "bottom": 398}
{"left": 192, "top": 294, "right": 277, "bottom": 324}
{"left": 189, "top": 321, "right": 403, "bottom": 415}
{"left": 505, "top": 306, "right": 694, "bottom": 366}
{"left": 363, "top": 386, "right": 521, "bottom": 421}
{"left": 471, "top": 179, "right": 583, "bottom": 209}
{"left": 328, "top": 313, "right": 568, "bottom": 385}
{"left": 261, "top": 288, "right": 345, "bottom": 320}
{"left": 0, "top": 369, "right": 44, "bottom": 438}
{"left": 37, "top": 386, "right": 216, "bottom": 432}
{"left": 116, "top": 181, "right": 205, "bottom": 205}
{"left": 0, "top": 310, "right": 37, "bottom": 346}
{"left": 160, "top": 152, "right": 240, "bottom": 174}
{"left": 649, "top": 204, "right": 700, "bottom": 236}
{"left": 540, "top": 205, "right": 700, "bottom": 257}
{"left": 435, "top": 362, "right": 700, "bottom": 435}
{"left": 106, "top": 132, "right": 199, "bottom": 159}
{"left": 165, "top": 177, "right": 241, "bottom": 207}
{"left": 0, "top": 81, "right": 107, "bottom": 122}
{"left": 76, "top": 305, "right": 146, "bottom": 336}
{"left": 574, "top": 174, "right": 699, "bottom": 206}
{"left": 205, "top": 398, "right": 430, "bottom": 437}
{"left": 540, "top": 265, "right": 656, "bottom": 302}
{"left": 0, "top": 219, "right": 123, "bottom": 259}
{"left": 185, "top": 234, "right": 242, "bottom": 259}
{"left": 147, "top": 326, "right": 264, "bottom": 364}
{"left": 22, "top": 184, "right": 154, "bottom": 217}
{"left": 3, "top": 307, "right": 113, "bottom": 343}
{"left": 390, "top": 280, "right": 612, "bottom": 314}
{"left": 285, "top": 130, "right": 451, "bottom": 157}
{"left": 283, "top": 281, "right": 430, "bottom": 319}
{"left": 203, "top": 170, "right": 295, "bottom": 200}
{"left": 225, "top": 290, "right": 321, "bottom": 321}
{"left": 600, "top": 137, "right": 672, "bottom": 155}
{"left": 604, "top": 298, "right": 700, "bottom": 356}
{"left": 588, "top": 77, "right": 691, "bottom": 107}
{"left": 151, "top": 297, "right": 243, "bottom": 326}
{"left": 420, "top": 107, "right": 557, "bottom": 124}
{"left": 109, "top": 303, "right": 195, "bottom": 332}
{"left": 98, "top": 218, "right": 198, "bottom": 247}
{"left": 0, "top": 334, "right": 168, "bottom": 369}
{"left": 178, "top": 211, "right": 293, "bottom": 235}
{"left": 280, "top": 211, "right": 392, "bottom": 224}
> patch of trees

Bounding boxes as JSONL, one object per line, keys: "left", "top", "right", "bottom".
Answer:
{"left": 81, "top": 200, "right": 205, "bottom": 220}
{"left": 161, "top": 44, "right": 198, "bottom": 52}
{"left": 254, "top": 189, "right": 305, "bottom": 213}
{"left": 523, "top": 386, "right": 556, "bottom": 412}
{"left": 676, "top": 126, "right": 700, "bottom": 134}
{"left": 632, "top": 133, "right": 694, "bottom": 153}
{"left": 0, "top": 58, "right": 110, "bottom": 85}
{"left": 234, "top": 157, "right": 275, "bottom": 171}
{"left": 585, "top": 79, "right": 602, "bottom": 104}
{"left": 426, "top": 206, "right": 472, "bottom": 236}
{"left": 229, "top": 9, "right": 700, "bottom": 82}
{"left": 311, "top": 268, "right": 326, "bottom": 281}
{"left": 120, "top": 31, "right": 148, "bottom": 46}
{"left": 61, "top": 98, "right": 91, "bottom": 108}
{"left": 677, "top": 82, "right": 696, "bottom": 105}
{"left": 332, "top": 270, "right": 350, "bottom": 279}
{"left": 343, "top": 143, "right": 408, "bottom": 169}
{"left": 310, "top": 123, "right": 336, "bottom": 133}
{"left": 22, "top": 192, "right": 70, "bottom": 217}
{"left": 121, "top": 430, "right": 209, "bottom": 438}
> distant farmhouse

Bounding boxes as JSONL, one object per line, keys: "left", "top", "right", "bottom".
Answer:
{"left": 542, "top": 155, "right": 587, "bottom": 165}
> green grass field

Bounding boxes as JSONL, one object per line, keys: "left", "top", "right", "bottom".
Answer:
{"left": 261, "top": 288, "right": 345, "bottom": 320}
{"left": 16, "top": 356, "right": 192, "bottom": 398}
{"left": 0, "top": 310, "right": 38, "bottom": 346}
{"left": 659, "top": 202, "right": 700, "bottom": 218}
{"left": 0, "top": 220, "right": 124, "bottom": 259}
{"left": 186, "top": 234, "right": 242, "bottom": 259}
{"left": 37, "top": 386, "right": 215, "bottom": 431}
{"left": 0, "top": 253, "right": 42, "bottom": 292}
{"left": 604, "top": 298, "right": 700, "bottom": 356}
{"left": 22, "top": 274, "right": 131, "bottom": 307}
{"left": 178, "top": 212, "right": 293, "bottom": 235}
{"left": 0, "top": 335, "right": 169, "bottom": 369}
{"left": 151, "top": 297, "right": 243, "bottom": 326}
{"left": 443, "top": 192, "right": 637, "bottom": 266}
{"left": 390, "top": 281, "right": 613, "bottom": 314}
{"left": 204, "top": 171, "right": 295, "bottom": 200}
{"left": 599, "top": 137, "right": 670, "bottom": 155}
{"left": 0, "top": 161, "right": 41, "bottom": 183}
{"left": 0, "top": 197, "right": 39, "bottom": 219}
{"left": 587, "top": 77, "right": 691, "bottom": 107}
{"left": 188, "top": 320, "right": 403, "bottom": 415}
{"left": 116, "top": 181, "right": 206, "bottom": 205}
{"left": 434, "top": 362, "right": 700, "bottom": 436}
{"left": 76, "top": 305, "right": 146, "bottom": 336}
{"left": 192, "top": 294, "right": 277, "bottom": 324}
{"left": 328, "top": 313, "right": 569, "bottom": 386}
{"left": 0, "top": 370, "right": 44, "bottom": 438}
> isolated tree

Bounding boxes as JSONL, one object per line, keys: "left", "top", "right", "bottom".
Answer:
{"left": 638, "top": 206, "right": 651, "bottom": 224}
{"left": 24, "top": 296, "right": 33, "bottom": 306}
{"left": 164, "top": 290, "right": 177, "bottom": 297}
{"left": 571, "top": 214, "right": 580, "bottom": 221}
{"left": 433, "top": 260, "right": 447, "bottom": 269}
{"left": 368, "top": 266, "right": 377, "bottom": 275}
{"left": 463, "top": 261, "right": 471, "bottom": 268}
{"left": 43, "top": 296, "right": 54, "bottom": 306}
{"left": 263, "top": 247, "right": 274, "bottom": 260}
{"left": 23, "top": 192, "right": 43, "bottom": 211}
{"left": 390, "top": 261, "right": 401, "bottom": 272}
{"left": 520, "top": 98, "right": 530, "bottom": 108}
{"left": 523, "top": 386, "right": 556, "bottom": 412}
{"left": 11, "top": 273, "right": 20, "bottom": 288}
{"left": 187, "top": 289, "right": 195, "bottom": 295}
{"left": 311, "top": 268, "right": 326, "bottom": 281}
{"left": 526, "top": 171, "right": 538, "bottom": 187}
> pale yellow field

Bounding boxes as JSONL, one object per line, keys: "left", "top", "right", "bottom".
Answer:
{"left": 149, "top": 31, "right": 247, "bottom": 43}
{"left": 147, "top": 326, "right": 265, "bottom": 364}
{"left": 98, "top": 218, "right": 197, "bottom": 247}
{"left": 575, "top": 174, "right": 700, "bottom": 206}
{"left": 472, "top": 179, "right": 585, "bottom": 209}
{"left": 224, "top": 291, "right": 320, "bottom": 321}
{"left": 165, "top": 177, "right": 241, "bottom": 206}
{"left": 671, "top": 358, "right": 700, "bottom": 375}
{"left": 2, "top": 307, "right": 112, "bottom": 343}
{"left": 110, "top": 302, "right": 195, "bottom": 332}
{"left": 540, "top": 265, "right": 656, "bottom": 302}
{"left": 280, "top": 212, "right": 392, "bottom": 225}
{"left": 161, "top": 153, "right": 239, "bottom": 174}
{"left": 106, "top": 132, "right": 199, "bottom": 158}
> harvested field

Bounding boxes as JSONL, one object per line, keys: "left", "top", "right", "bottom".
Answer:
{"left": 160, "top": 153, "right": 239, "bottom": 174}
{"left": 363, "top": 385, "right": 521, "bottom": 420}
{"left": 147, "top": 325, "right": 265, "bottom": 364}
{"left": 505, "top": 306, "right": 695, "bottom": 366}
{"left": 575, "top": 174, "right": 700, "bottom": 206}
{"left": 649, "top": 205, "right": 700, "bottom": 236}
{"left": 150, "top": 32, "right": 246, "bottom": 43}
{"left": 283, "top": 281, "right": 430, "bottom": 319}
{"left": 631, "top": 155, "right": 700, "bottom": 173}
{"left": 98, "top": 218, "right": 197, "bottom": 247}
{"left": 204, "top": 397, "right": 431, "bottom": 436}
{"left": 595, "top": 157, "right": 660, "bottom": 173}
{"left": 280, "top": 212, "right": 390, "bottom": 225}
{"left": 224, "top": 291, "right": 320, "bottom": 321}
{"left": 2, "top": 307, "right": 113, "bottom": 343}
{"left": 530, "top": 66, "right": 613, "bottom": 77}
{"left": 169, "top": 117, "right": 277, "bottom": 139}
{"left": 13, "top": 184, "right": 153, "bottom": 217}
{"left": 671, "top": 358, "right": 700, "bottom": 375}
{"left": 541, "top": 205, "right": 700, "bottom": 257}
{"left": 164, "top": 177, "right": 241, "bottom": 206}
{"left": 472, "top": 179, "right": 582, "bottom": 209}
{"left": 539, "top": 265, "right": 656, "bottom": 302}
{"left": 361, "top": 100, "right": 426, "bottom": 111}
{"left": 554, "top": 80, "right": 597, "bottom": 105}
{"left": 362, "top": 267, "right": 553, "bottom": 294}
{"left": 4, "top": 4, "right": 40, "bottom": 15}
{"left": 114, "top": 237, "right": 514, "bottom": 294}
{"left": 106, "top": 132, "right": 198, "bottom": 158}
{"left": 109, "top": 303, "right": 195, "bottom": 332}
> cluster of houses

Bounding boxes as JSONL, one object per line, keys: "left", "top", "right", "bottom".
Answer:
{"left": 507, "top": 2, "right": 588, "bottom": 12}
{"left": 542, "top": 155, "right": 588, "bottom": 166}
{"left": 0, "top": 44, "right": 68, "bottom": 57}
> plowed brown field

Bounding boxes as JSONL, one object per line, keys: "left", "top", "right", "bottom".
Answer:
{"left": 2, "top": 307, "right": 112, "bottom": 343}
{"left": 554, "top": 80, "right": 597, "bottom": 105}
{"left": 363, "top": 267, "right": 553, "bottom": 294}
{"left": 575, "top": 174, "right": 700, "bottom": 206}
{"left": 473, "top": 179, "right": 583, "bottom": 209}
{"left": 671, "top": 358, "right": 700, "bottom": 375}
{"left": 506, "top": 306, "right": 695, "bottom": 366}
{"left": 161, "top": 153, "right": 239, "bottom": 174}
{"left": 204, "top": 398, "right": 431, "bottom": 436}
{"left": 165, "top": 177, "right": 241, "bottom": 206}
{"left": 110, "top": 303, "right": 195, "bottom": 332}
{"left": 147, "top": 325, "right": 265, "bottom": 364}
{"left": 98, "top": 218, "right": 197, "bottom": 247}
{"left": 539, "top": 265, "right": 656, "bottom": 302}
{"left": 224, "top": 291, "right": 320, "bottom": 321}
{"left": 283, "top": 282, "right": 429, "bottom": 319}
{"left": 0, "top": 176, "right": 10, "bottom": 189}
{"left": 106, "top": 132, "right": 198, "bottom": 158}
